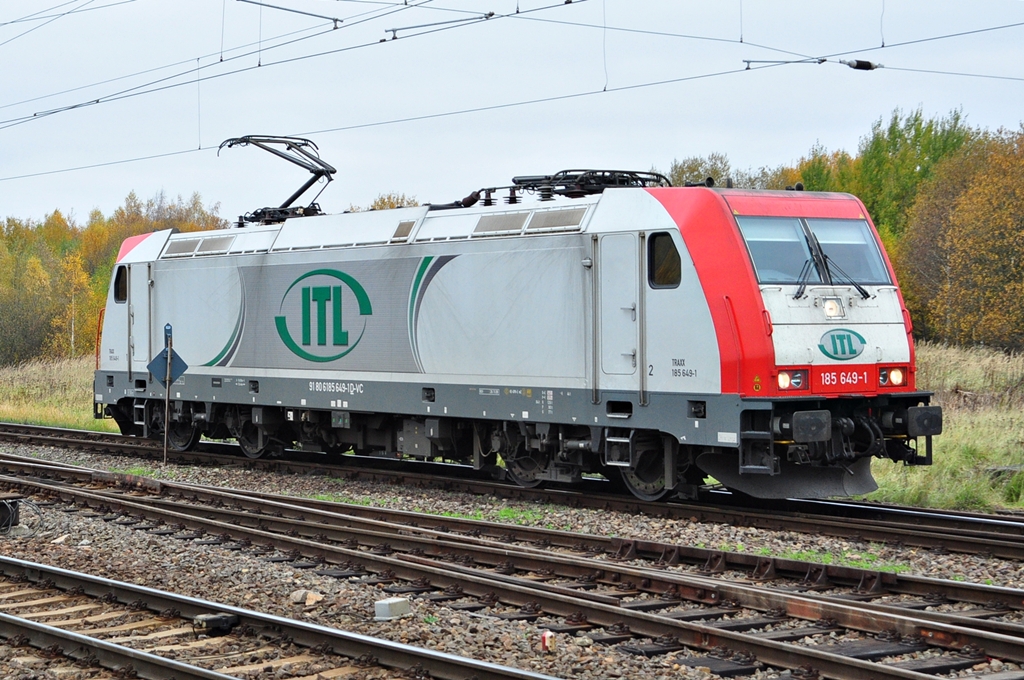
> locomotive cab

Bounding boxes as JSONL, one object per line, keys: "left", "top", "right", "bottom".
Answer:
{"left": 654, "top": 188, "right": 942, "bottom": 499}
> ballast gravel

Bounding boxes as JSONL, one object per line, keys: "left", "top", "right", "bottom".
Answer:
{"left": 1, "top": 443, "right": 1023, "bottom": 680}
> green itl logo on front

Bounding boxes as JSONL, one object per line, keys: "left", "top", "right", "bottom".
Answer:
{"left": 275, "top": 269, "right": 373, "bottom": 362}
{"left": 818, "top": 328, "right": 866, "bottom": 361}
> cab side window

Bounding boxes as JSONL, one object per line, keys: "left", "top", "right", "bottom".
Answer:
{"left": 114, "top": 266, "right": 127, "bottom": 303}
{"left": 648, "top": 232, "right": 681, "bottom": 288}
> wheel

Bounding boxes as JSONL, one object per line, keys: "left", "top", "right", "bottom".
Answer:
{"left": 619, "top": 448, "right": 671, "bottom": 501}
{"left": 501, "top": 438, "right": 549, "bottom": 488}
{"left": 166, "top": 422, "right": 201, "bottom": 452}
{"left": 505, "top": 454, "right": 545, "bottom": 488}
{"left": 236, "top": 420, "right": 281, "bottom": 459}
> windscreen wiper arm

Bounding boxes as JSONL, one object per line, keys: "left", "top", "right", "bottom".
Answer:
{"left": 794, "top": 258, "right": 815, "bottom": 299}
{"left": 823, "top": 255, "right": 871, "bottom": 299}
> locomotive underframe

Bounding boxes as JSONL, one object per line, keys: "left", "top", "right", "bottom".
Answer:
{"left": 95, "top": 370, "right": 938, "bottom": 500}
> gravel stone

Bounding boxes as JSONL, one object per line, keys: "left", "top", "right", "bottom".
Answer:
{"left": 2, "top": 442, "right": 1023, "bottom": 679}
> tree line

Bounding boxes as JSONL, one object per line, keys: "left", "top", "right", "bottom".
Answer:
{"left": 1, "top": 109, "right": 1022, "bottom": 366}
{"left": 0, "top": 192, "right": 225, "bottom": 366}
{"left": 662, "top": 110, "right": 1024, "bottom": 351}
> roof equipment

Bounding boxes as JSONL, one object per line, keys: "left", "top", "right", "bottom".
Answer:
{"left": 219, "top": 135, "right": 337, "bottom": 225}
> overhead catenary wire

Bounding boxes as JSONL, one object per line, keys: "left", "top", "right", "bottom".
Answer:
{"left": 880, "top": 0, "right": 885, "bottom": 47}
{"left": 0, "top": 0, "right": 97, "bottom": 49}
{"left": 9, "top": 2, "right": 1017, "bottom": 134}
{"left": 1, "top": 8, "right": 1022, "bottom": 183}
{"left": 385, "top": 13, "right": 495, "bottom": 40}
{"left": 0, "top": 0, "right": 819, "bottom": 130}
{"left": 0, "top": 0, "right": 432, "bottom": 114}
{"left": 1, "top": 36, "right": 1020, "bottom": 186}
{"left": 0, "top": 0, "right": 81, "bottom": 26}
{"left": 0, "top": 147, "right": 205, "bottom": 182}
{"left": 0, "top": 0, "right": 133, "bottom": 27}
{"left": 0, "top": 1, "right": 436, "bottom": 129}
{"left": 739, "top": 0, "right": 743, "bottom": 43}
{"left": 878, "top": 66, "right": 1024, "bottom": 83}
{"left": 0, "top": 0, "right": 566, "bottom": 132}
{"left": 818, "top": 19, "right": 1024, "bottom": 60}
{"left": 0, "top": 61, "right": 766, "bottom": 183}
{"left": 601, "top": 0, "right": 608, "bottom": 91}
{"left": 196, "top": 58, "right": 202, "bottom": 149}
{"left": 221, "top": 0, "right": 228, "bottom": 61}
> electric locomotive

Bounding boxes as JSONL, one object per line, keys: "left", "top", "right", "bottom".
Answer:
{"left": 93, "top": 137, "right": 941, "bottom": 500}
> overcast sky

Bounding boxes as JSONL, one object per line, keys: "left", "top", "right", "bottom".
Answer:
{"left": 2, "top": 0, "right": 1022, "bottom": 224}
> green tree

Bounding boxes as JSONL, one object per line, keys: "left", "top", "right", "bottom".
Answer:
{"left": 856, "top": 108, "right": 975, "bottom": 238}
{"left": 795, "top": 144, "right": 858, "bottom": 193}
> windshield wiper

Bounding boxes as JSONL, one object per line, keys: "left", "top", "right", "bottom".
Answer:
{"left": 822, "top": 255, "right": 871, "bottom": 299}
{"left": 793, "top": 258, "right": 815, "bottom": 299}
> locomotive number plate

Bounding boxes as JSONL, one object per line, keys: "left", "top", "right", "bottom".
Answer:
{"left": 812, "top": 367, "right": 875, "bottom": 393}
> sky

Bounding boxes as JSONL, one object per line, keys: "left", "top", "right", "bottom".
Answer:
{"left": 1, "top": 0, "right": 1022, "bottom": 224}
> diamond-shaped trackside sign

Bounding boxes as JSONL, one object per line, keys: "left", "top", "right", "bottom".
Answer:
{"left": 148, "top": 348, "right": 187, "bottom": 387}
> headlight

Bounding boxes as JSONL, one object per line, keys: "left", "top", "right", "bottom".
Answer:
{"left": 822, "top": 297, "right": 844, "bottom": 318}
{"left": 777, "top": 370, "right": 808, "bottom": 390}
{"left": 880, "top": 367, "right": 906, "bottom": 387}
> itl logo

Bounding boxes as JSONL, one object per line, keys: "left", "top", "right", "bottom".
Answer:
{"left": 818, "top": 328, "right": 866, "bottom": 361}
{"left": 275, "top": 269, "right": 373, "bottom": 362}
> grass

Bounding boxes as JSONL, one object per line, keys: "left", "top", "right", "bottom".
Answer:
{"left": 0, "top": 357, "right": 118, "bottom": 432}
{"left": 309, "top": 493, "right": 375, "bottom": 507}
{"left": 3, "top": 345, "right": 1024, "bottom": 511}
{"left": 867, "top": 340, "right": 1024, "bottom": 511}
{"left": 111, "top": 465, "right": 157, "bottom": 477}
{"left": 777, "top": 548, "right": 910, "bottom": 573}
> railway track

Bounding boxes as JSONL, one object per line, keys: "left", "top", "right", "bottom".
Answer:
{"left": 0, "top": 556, "right": 554, "bottom": 679}
{"left": 3, "top": 422, "right": 1024, "bottom": 560}
{"left": 1, "top": 456, "right": 1023, "bottom": 680}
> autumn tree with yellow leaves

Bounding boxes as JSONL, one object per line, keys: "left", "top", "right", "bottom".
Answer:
{"left": 925, "top": 130, "right": 1024, "bottom": 348}
{"left": 0, "top": 192, "right": 225, "bottom": 366}
{"left": 44, "top": 253, "right": 99, "bottom": 359}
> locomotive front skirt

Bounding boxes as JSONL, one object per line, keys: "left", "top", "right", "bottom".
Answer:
{"left": 94, "top": 185, "right": 941, "bottom": 500}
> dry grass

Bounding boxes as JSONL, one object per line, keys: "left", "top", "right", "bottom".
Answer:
{"left": 869, "top": 341, "right": 1024, "bottom": 510}
{"left": 2, "top": 344, "right": 1023, "bottom": 509}
{"left": 915, "top": 341, "right": 1024, "bottom": 408}
{"left": 0, "top": 357, "right": 118, "bottom": 432}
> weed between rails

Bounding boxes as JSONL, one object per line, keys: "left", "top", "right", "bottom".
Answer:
{"left": 777, "top": 548, "right": 910, "bottom": 573}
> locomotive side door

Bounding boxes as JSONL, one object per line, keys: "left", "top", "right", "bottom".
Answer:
{"left": 128, "top": 263, "right": 152, "bottom": 377}
{"left": 599, "top": 233, "right": 640, "bottom": 392}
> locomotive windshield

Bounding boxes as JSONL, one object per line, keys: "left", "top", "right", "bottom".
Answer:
{"left": 736, "top": 216, "right": 890, "bottom": 286}
{"left": 735, "top": 217, "right": 821, "bottom": 284}
{"left": 806, "top": 218, "right": 891, "bottom": 285}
